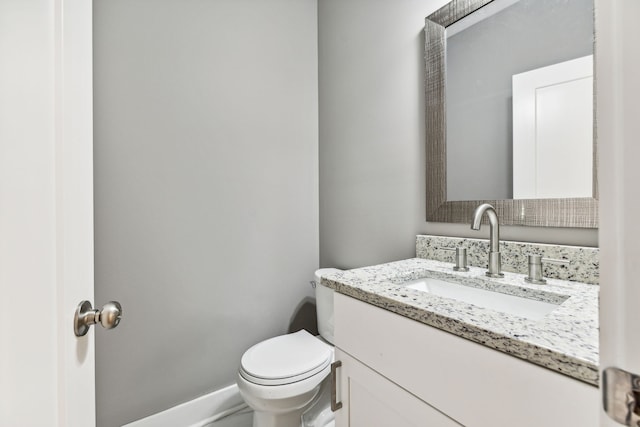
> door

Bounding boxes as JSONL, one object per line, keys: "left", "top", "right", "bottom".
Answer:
{"left": 597, "top": 0, "right": 640, "bottom": 426}
{"left": 334, "top": 349, "right": 462, "bottom": 427}
{"left": 0, "top": 1, "right": 96, "bottom": 426}
{"left": 512, "top": 55, "right": 594, "bottom": 199}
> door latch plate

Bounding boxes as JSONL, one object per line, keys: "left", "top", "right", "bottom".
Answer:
{"left": 604, "top": 367, "right": 640, "bottom": 426}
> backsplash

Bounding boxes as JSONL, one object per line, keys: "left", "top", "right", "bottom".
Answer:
{"left": 416, "top": 235, "right": 599, "bottom": 285}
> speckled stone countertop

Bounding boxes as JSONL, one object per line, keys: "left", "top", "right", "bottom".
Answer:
{"left": 321, "top": 258, "right": 599, "bottom": 386}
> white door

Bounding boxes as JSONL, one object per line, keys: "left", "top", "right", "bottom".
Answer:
{"left": 597, "top": 0, "right": 640, "bottom": 426}
{"left": 512, "top": 55, "right": 594, "bottom": 199}
{"left": 0, "top": 1, "right": 96, "bottom": 426}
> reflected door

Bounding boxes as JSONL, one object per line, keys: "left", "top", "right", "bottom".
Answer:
{"left": 512, "top": 55, "right": 593, "bottom": 199}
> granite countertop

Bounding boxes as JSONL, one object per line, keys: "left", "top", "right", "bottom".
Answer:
{"left": 322, "top": 258, "right": 599, "bottom": 386}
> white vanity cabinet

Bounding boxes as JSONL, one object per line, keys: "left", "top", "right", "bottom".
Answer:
{"left": 333, "top": 349, "right": 462, "bottom": 427}
{"left": 332, "top": 293, "right": 599, "bottom": 427}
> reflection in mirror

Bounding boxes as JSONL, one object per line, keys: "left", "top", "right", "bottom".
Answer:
{"left": 512, "top": 55, "right": 593, "bottom": 199}
{"left": 445, "top": 0, "right": 594, "bottom": 201}
{"left": 425, "top": 0, "right": 598, "bottom": 228}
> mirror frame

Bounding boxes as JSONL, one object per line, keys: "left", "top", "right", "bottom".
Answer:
{"left": 425, "top": 0, "right": 598, "bottom": 228}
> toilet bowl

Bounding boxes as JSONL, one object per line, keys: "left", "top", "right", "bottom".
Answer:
{"left": 237, "top": 268, "right": 341, "bottom": 427}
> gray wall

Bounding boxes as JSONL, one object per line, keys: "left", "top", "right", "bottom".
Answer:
{"left": 319, "top": 0, "right": 597, "bottom": 270}
{"left": 93, "top": 1, "right": 318, "bottom": 426}
{"left": 446, "top": 0, "right": 593, "bottom": 201}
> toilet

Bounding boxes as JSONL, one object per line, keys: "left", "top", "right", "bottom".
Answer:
{"left": 237, "top": 268, "right": 341, "bottom": 427}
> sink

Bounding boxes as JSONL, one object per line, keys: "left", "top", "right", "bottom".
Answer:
{"left": 402, "top": 277, "right": 562, "bottom": 321}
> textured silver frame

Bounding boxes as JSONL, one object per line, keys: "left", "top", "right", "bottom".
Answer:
{"left": 425, "top": 0, "right": 598, "bottom": 228}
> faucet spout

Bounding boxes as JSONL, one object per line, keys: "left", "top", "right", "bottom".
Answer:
{"left": 470, "top": 204, "right": 503, "bottom": 277}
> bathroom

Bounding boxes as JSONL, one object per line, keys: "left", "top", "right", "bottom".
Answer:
{"left": 1, "top": 0, "right": 638, "bottom": 426}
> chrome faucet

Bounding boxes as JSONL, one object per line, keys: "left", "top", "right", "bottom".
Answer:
{"left": 470, "top": 203, "right": 504, "bottom": 278}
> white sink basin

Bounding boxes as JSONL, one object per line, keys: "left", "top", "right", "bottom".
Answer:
{"left": 402, "top": 277, "right": 562, "bottom": 321}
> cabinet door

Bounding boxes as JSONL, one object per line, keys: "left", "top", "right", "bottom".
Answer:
{"left": 334, "top": 349, "right": 462, "bottom": 427}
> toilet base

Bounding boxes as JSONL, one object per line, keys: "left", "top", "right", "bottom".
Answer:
{"left": 251, "top": 378, "right": 333, "bottom": 427}
{"left": 252, "top": 408, "right": 306, "bottom": 427}
{"left": 241, "top": 376, "right": 334, "bottom": 427}
{"left": 301, "top": 377, "right": 334, "bottom": 427}
{"left": 238, "top": 378, "right": 321, "bottom": 427}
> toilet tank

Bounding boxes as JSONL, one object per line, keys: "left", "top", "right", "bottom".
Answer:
{"left": 314, "top": 268, "right": 341, "bottom": 345}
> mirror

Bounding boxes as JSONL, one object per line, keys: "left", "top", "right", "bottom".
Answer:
{"left": 425, "top": 0, "right": 598, "bottom": 228}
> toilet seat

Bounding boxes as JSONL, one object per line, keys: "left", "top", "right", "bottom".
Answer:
{"left": 240, "top": 330, "right": 333, "bottom": 386}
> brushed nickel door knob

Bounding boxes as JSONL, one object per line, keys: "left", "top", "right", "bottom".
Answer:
{"left": 74, "top": 300, "right": 123, "bottom": 337}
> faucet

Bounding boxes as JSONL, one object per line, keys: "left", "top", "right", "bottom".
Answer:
{"left": 470, "top": 203, "right": 504, "bottom": 278}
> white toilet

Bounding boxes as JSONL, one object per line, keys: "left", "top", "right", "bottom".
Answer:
{"left": 237, "top": 268, "right": 341, "bottom": 427}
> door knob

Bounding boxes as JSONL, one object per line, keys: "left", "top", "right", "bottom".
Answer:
{"left": 74, "top": 300, "right": 122, "bottom": 337}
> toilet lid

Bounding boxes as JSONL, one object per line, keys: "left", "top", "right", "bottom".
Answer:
{"left": 240, "top": 330, "right": 333, "bottom": 386}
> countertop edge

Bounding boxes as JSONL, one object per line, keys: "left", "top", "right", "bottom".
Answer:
{"left": 324, "top": 274, "right": 599, "bottom": 387}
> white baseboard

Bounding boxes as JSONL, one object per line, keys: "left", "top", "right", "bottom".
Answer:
{"left": 122, "top": 384, "right": 248, "bottom": 427}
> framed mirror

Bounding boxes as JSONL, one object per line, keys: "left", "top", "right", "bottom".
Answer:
{"left": 425, "top": 0, "right": 597, "bottom": 227}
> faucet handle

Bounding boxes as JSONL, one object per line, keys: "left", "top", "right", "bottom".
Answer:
{"left": 524, "top": 255, "right": 570, "bottom": 285}
{"left": 524, "top": 254, "right": 546, "bottom": 284}
{"left": 440, "top": 247, "right": 469, "bottom": 272}
{"left": 542, "top": 257, "right": 570, "bottom": 266}
{"left": 453, "top": 247, "right": 469, "bottom": 272}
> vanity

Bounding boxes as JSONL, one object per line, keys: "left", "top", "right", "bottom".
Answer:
{"left": 322, "top": 240, "right": 599, "bottom": 426}
{"left": 321, "top": 0, "right": 601, "bottom": 423}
